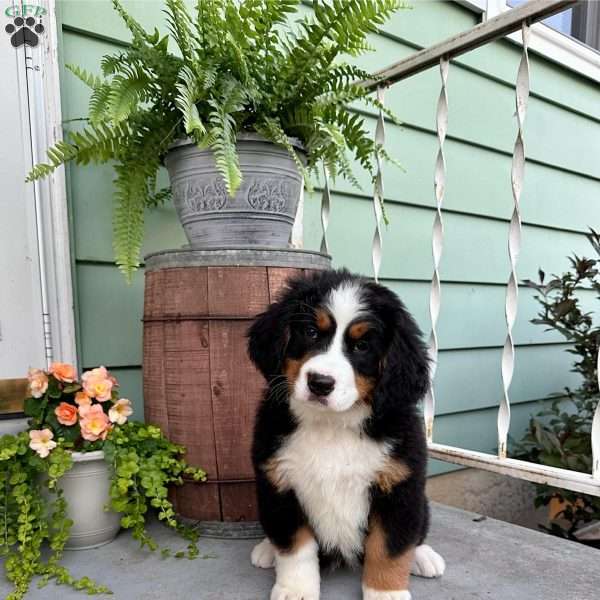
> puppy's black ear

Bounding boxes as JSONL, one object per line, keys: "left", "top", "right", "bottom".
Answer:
{"left": 247, "top": 300, "right": 290, "bottom": 382}
{"left": 381, "top": 315, "right": 430, "bottom": 405}
{"left": 369, "top": 285, "right": 430, "bottom": 408}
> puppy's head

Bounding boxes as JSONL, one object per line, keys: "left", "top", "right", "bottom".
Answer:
{"left": 248, "top": 269, "right": 429, "bottom": 418}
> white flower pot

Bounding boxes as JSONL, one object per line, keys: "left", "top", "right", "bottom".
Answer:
{"left": 60, "top": 450, "right": 121, "bottom": 550}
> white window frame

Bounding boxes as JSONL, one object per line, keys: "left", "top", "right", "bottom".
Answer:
{"left": 457, "top": 0, "right": 600, "bottom": 83}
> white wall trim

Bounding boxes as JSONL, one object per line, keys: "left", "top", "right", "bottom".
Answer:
{"left": 456, "top": 0, "right": 600, "bottom": 83}
{"left": 26, "top": 0, "right": 77, "bottom": 368}
{"left": 454, "top": 0, "right": 487, "bottom": 13}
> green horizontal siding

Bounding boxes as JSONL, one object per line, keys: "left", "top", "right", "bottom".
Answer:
{"left": 107, "top": 367, "right": 144, "bottom": 421}
{"left": 76, "top": 260, "right": 597, "bottom": 364}
{"left": 58, "top": 0, "right": 600, "bottom": 476}
{"left": 303, "top": 194, "right": 595, "bottom": 282}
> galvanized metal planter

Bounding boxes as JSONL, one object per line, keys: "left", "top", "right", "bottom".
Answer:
{"left": 164, "top": 134, "right": 305, "bottom": 249}
{"left": 62, "top": 450, "right": 121, "bottom": 550}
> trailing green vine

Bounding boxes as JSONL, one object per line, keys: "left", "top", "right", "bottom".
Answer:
{"left": 104, "top": 422, "right": 205, "bottom": 559}
{"left": 0, "top": 433, "right": 108, "bottom": 600}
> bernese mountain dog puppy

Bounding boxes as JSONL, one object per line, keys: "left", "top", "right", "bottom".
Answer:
{"left": 247, "top": 269, "right": 445, "bottom": 600}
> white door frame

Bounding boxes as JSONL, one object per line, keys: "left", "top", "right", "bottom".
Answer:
{"left": 23, "top": 0, "right": 77, "bottom": 368}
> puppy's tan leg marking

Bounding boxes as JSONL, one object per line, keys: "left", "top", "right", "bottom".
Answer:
{"left": 363, "top": 517, "right": 414, "bottom": 600}
{"left": 375, "top": 458, "right": 411, "bottom": 494}
{"left": 271, "top": 526, "right": 320, "bottom": 600}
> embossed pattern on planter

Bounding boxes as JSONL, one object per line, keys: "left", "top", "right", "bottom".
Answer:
{"left": 246, "top": 178, "right": 292, "bottom": 212}
{"left": 172, "top": 178, "right": 228, "bottom": 216}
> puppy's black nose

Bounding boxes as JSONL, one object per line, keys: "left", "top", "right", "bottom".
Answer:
{"left": 307, "top": 372, "right": 335, "bottom": 397}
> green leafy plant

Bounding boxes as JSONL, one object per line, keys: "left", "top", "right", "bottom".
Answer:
{"left": 27, "top": 0, "right": 404, "bottom": 279}
{"left": 0, "top": 363, "right": 206, "bottom": 599}
{"left": 104, "top": 421, "right": 205, "bottom": 559}
{"left": 514, "top": 228, "right": 600, "bottom": 545}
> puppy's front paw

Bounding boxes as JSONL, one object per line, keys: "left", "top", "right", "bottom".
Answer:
{"left": 251, "top": 537, "right": 275, "bottom": 569}
{"left": 362, "top": 587, "right": 411, "bottom": 600}
{"left": 271, "top": 583, "right": 319, "bottom": 600}
{"left": 411, "top": 544, "right": 445, "bottom": 578}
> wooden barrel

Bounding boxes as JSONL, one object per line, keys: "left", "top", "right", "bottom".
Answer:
{"left": 143, "top": 248, "right": 330, "bottom": 521}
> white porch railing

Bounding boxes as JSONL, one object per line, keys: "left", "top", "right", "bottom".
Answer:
{"left": 336, "top": 0, "right": 600, "bottom": 496}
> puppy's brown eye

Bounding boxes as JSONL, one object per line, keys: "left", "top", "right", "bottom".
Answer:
{"left": 305, "top": 325, "right": 319, "bottom": 340}
{"left": 353, "top": 339, "right": 369, "bottom": 353}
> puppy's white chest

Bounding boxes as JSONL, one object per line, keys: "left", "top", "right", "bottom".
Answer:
{"left": 275, "top": 424, "right": 388, "bottom": 561}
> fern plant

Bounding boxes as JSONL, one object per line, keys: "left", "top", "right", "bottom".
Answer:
{"left": 28, "top": 0, "right": 405, "bottom": 279}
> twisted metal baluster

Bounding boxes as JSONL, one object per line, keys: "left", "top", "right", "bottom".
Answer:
{"left": 423, "top": 58, "right": 449, "bottom": 444}
{"left": 593, "top": 347, "right": 600, "bottom": 479}
{"left": 290, "top": 180, "right": 304, "bottom": 248}
{"left": 499, "top": 22, "right": 530, "bottom": 460}
{"left": 372, "top": 86, "right": 386, "bottom": 283}
{"left": 320, "top": 165, "right": 331, "bottom": 255}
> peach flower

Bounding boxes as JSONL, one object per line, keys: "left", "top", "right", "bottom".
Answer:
{"left": 79, "top": 404, "right": 110, "bottom": 441}
{"left": 55, "top": 402, "right": 78, "bottom": 426}
{"left": 81, "top": 366, "right": 113, "bottom": 402}
{"left": 74, "top": 391, "right": 91, "bottom": 406}
{"left": 49, "top": 362, "right": 77, "bottom": 383}
{"left": 109, "top": 398, "right": 133, "bottom": 425}
{"left": 29, "top": 429, "right": 57, "bottom": 458}
{"left": 27, "top": 368, "right": 48, "bottom": 399}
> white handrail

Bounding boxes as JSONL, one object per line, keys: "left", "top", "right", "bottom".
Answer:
{"left": 361, "top": 0, "right": 599, "bottom": 497}
{"left": 361, "top": 0, "right": 577, "bottom": 89}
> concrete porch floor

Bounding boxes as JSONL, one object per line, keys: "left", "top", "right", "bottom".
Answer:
{"left": 2, "top": 503, "right": 597, "bottom": 600}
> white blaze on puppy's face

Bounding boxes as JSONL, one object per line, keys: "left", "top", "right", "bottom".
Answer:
{"left": 293, "top": 283, "right": 365, "bottom": 413}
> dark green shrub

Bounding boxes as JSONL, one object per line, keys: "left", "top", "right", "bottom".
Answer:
{"left": 515, "top": 229, "right": 600, "bottom": 545}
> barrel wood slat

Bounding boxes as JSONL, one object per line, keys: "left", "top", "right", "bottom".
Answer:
{"left": 143, "top": 252, "right": 329, "bottom": 521}
{"left": 267, "top": 267, "right": 305, "bottom": 301}
{"left": 207, "top": 267, "right": 270, "bottom": 521}
{"left": 143, "top": 267, "right": 221, "bottom": 519}
{"left": 165, "top": 320, "right": 221, "bottom": 520}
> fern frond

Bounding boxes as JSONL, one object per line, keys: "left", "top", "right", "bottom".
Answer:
{"left": 209, "top": 120, "right": 241, "bottom": 197}
{"left": 112, "top": 164, "right": 146, "bottom": 282}
{"left": 107, "top": 74, "right": 150, "bottom": 123}
{"left": 25, "top": 141, "right": 76, "bottom": 181}
{"left": 65, "top": 64, "right": 104, "bottom": 89}
{"left": 207, "top": 79, "right": 245, "bottom": 195}
{"left": 165, "top": 0, "right": 195, "bottom": 62}
{"left": 175, "top": 65, "right": 206, "bottom": 138}
{"left": 26, "top": 123, "right": 127, "bottom": 181}
{"left": 89, "top": 84, "right": 112, "bottom": 125}
{"left": 112, "top": 0, "right": 151, "bottom": 42}
{"left": 194, "top": 0, "right": 226, "bottom": 55}
{"left": 147, "top": 186, "right": 172, "bottom": 207}
{"left": 280, "top": 0, "right": 403, "bottom": 101}
{"left": 101, "top": 54, "right": 122, "bottom": 76}
{"left": 195, "top": 128, "right": 220, "bottom": 150}
{"left": 257, "top": 115, "right": 309, "bottom": 185}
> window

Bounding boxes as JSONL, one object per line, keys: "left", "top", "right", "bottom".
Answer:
{"left": 508, "top": 0, "right": 600, "bottom": 51}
